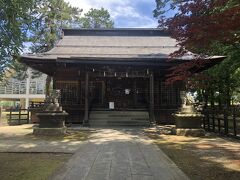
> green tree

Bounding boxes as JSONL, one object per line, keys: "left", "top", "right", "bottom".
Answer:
{"left": 1, "top": 3, "right": 114, "bottom": 96}
{"left": 80, "top": 8, "right": 114, "bottom": 28}
{"left": 30, "top": 6, "right": 114, "bottom": 95}
{"left": 0, "top": 0, "right": 35, "bottom": 80}
{"left": 154, "top": 0, "right": 240, "bottom": 107}
{"left": 29, "top": 0, "right": 82, "bottom": 53}
{"left": 194, "top": 45, "right": 240, "bottom": 107}
{"left": 29, "top": 0, "right": 82, "bottom": 95}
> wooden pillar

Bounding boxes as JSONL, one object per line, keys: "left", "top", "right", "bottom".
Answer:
{"left": 52, "top": 78, "right": 56, "bottom": 89}
{"left": 84, "top": 72, "right": 89, "bottom": 124}
{"left": 52, "top": 71, "right": 56, "bottom": 90}
{"left": 149, "top": 73, "right": 155, "bottom": 123}
{"left": 102, "top": 81, "right": 105, "bottom": 104}
{"left": 134, "top": 79, "right": 137, "bottom": 107}
{"left": 78, "top": 80, "right": 81, "bottom": 104}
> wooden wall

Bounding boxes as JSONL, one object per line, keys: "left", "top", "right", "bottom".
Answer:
{"left": 54, "top": 74, "right": 182, "bottom": 124}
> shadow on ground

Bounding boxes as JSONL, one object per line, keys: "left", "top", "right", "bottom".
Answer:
{"left": 145, "top": 126, "right": 240, "bottom": 180}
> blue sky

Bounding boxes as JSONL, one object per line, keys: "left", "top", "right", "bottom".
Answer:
{"left": 65, "top": 0, "right": 158, "bottom": 28}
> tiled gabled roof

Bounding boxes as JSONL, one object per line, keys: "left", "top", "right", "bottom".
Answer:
{"left": 21, "top": 28, "right": 180, "bottom": 61}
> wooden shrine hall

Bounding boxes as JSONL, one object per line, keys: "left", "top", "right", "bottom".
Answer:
{"left": 20, "top": 28, "right": 224, "bottom": 126}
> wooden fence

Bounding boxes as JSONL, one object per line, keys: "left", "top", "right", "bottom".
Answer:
{"left": 7, "top": 108, "right": 30, "bottom": 125}
{"left": 202, "top": 106, "right": 240, "bottom": 138}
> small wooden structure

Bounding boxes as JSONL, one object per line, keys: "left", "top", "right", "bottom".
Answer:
{"left": 20, "top": 28, "right": 224, "bottom": 125}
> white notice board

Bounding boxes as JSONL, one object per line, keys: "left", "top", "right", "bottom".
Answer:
{"left": 109, "top": 102, "right": 114, "bottom": 109}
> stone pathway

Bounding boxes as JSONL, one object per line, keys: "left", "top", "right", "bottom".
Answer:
{"left": 52, "top": 128, "right": 189, "bottom": 180}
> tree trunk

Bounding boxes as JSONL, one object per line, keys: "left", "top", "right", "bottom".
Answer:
{"left": 45, "top": 75, "right": 52, "bottom": 96}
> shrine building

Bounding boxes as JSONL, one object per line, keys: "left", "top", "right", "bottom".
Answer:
{"left": 20, "top": 28, "right": 224, "bottom": 126}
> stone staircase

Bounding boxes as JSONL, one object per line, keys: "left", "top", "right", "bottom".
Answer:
{"left": 89, "top": 110, "right": 150, "bottom": 127}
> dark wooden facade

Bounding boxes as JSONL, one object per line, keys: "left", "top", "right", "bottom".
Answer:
{"left": 53, "top": 65, "right": 182, "bottom": 124}
{"left": 20, "top": 28, "right": 224, "bottom": 125}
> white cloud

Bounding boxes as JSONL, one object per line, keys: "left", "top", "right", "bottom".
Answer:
{"left": 64, "top": 0, "right": 158, "bottom": 28}
{"left": 112, "top": 5, "right": 140, "bottom": 18}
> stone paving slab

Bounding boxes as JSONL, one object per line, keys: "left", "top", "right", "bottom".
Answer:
{"left": 52, "top": 128, "right": 189, "bottom": 180}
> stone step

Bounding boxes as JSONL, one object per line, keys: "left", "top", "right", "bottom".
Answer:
{"left": 90, "top": 121, "right": 150, "bottom": 127}
{"left": 89, "top": 110, "right": 150, "bottom": 127}
{"left": 89, "top": 117, "right": 149, "bottom": 121}
{"left": 89, "top": 114, "right": 149, "bottom": 119}
{"left": 108, "top": 121, "right": 149, "bottom": 126}
{"left": 89, "top": 118, "right": 149, "bottom": 123}
{"left": 89, "top": 111, "right": 149, "bottom": 119}
{"left": 90, "top": 111, "right": 149, "bottom": 115}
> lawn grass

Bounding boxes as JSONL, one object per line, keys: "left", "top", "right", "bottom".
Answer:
{"left": 145, "top": 130, "right": 240, "bottom": 180}
{"left": 0, "top": 153, "right": 71, "bottom": 180}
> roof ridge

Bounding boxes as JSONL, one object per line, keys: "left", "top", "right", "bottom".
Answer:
{"left": 55, "top": 45, "right": 177, "bottom": 48}
{"left": 62, "top": 28, "right": 169, "bottom": 37}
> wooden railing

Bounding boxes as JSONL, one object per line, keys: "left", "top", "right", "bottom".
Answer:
{"left": 7, "top": 108, "right": 30, "bottom": 125}
{"left": 202, "top": 106, "right": 240, "bottom": 138}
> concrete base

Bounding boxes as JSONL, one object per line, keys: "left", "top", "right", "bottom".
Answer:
{"left": 33, "top": 127, "right": 67, "bottom": 136}
{"left": 176, "top": 128, "right": 205, "bottom": 137}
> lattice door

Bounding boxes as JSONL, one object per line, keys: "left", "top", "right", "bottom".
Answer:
{"left": 56, "top": 81, "right": 80, "bottom": 105}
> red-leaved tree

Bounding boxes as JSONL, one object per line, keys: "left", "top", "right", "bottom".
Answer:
{"left": 154, "top": 0, "right": 240, "bottom": 83}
